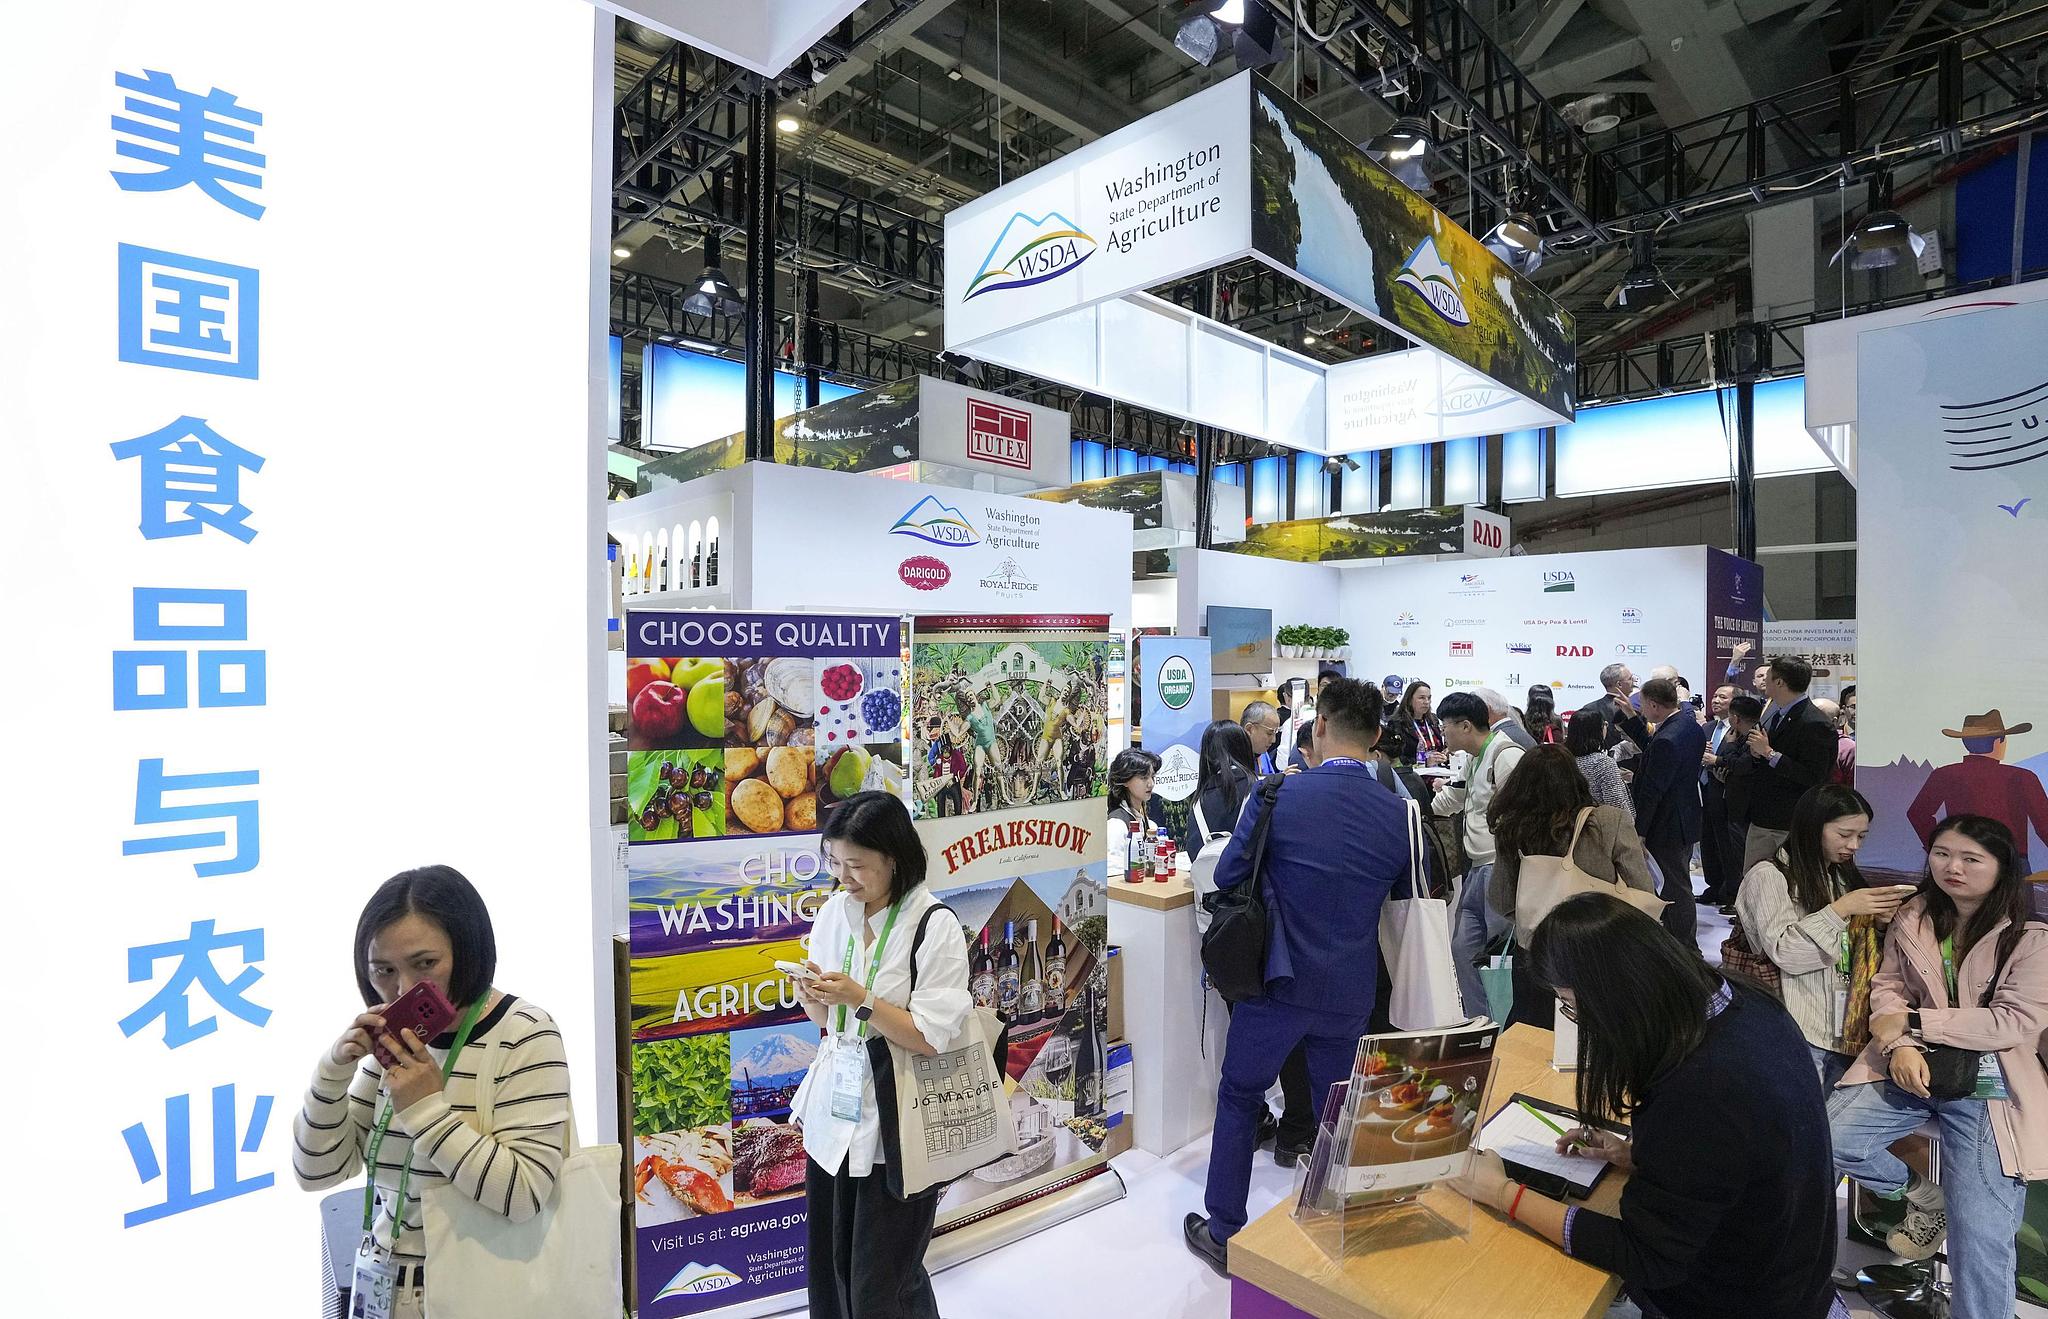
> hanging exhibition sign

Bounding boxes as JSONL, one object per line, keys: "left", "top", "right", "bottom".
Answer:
{"left": 1703, "top": 548, "right": 1765, "bottom": 708}
{"left": 626, "top": 610, "right": 907, "bottom": 1316}
{"left": 1216, "top": 507, "right": 1466, "bottom": 563}
{"left": 944, "top": 72, "right": 1574, "bottom": 455}
{"left": 0, "top": 4, "right": 608, "bottom": 1315}
{"left": 1465, "top": 507, "right": 1511, "bottom": 557}
{"left": 1139, "top": 639, "right": 1213, "bottom": 801}
{"left": 1842, "top": 301, "right": 2048, "bottom": 882}
{"left": 1030, "top": 469, "right": 1248, "bottom": 549}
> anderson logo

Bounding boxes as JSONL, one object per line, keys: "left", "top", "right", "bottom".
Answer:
{"left": 966, "top": 399, "right": 1033, "bottom": 470}
{"left": 964, "top": 211, "right": 1096, "bottom": 300}
{"left": 889, "top": 495, "right": 981, "bottom": 547}
{"left": 899, "top": 556, "right": 951, "bottom": 590}
{"left": 1393, "top": 235, "right": 1472, "bottom": 327}
{"left": 655, "top": 1262, "right": 743, "bottom": 1300}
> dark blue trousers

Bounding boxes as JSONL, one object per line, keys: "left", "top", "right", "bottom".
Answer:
{"left": 1203, "top": 996, "right": 1369, "bottom": 1241}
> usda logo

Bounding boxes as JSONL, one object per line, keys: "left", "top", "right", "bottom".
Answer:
{"left": 1158, "top": 655, "right": 1196, "bottom": 711}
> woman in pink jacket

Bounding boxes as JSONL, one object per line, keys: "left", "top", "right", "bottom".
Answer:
{"left": 1828, "top": 814, "right": 2048, "bottom": 1319}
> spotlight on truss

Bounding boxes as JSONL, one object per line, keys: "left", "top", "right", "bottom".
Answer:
{"left": 1832, "top": 172, "right": 1930, "bottom": 271}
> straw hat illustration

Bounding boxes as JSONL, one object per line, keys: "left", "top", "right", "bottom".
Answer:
{"left": 1942, "top": 710, "right": 2034, "bottom": 739}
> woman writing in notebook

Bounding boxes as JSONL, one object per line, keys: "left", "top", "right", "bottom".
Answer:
{"left": 1449, "top": 893, "right": 1846, "bottom": 1319}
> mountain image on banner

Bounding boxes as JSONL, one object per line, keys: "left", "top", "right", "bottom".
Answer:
{"left": 654, "top": 1260, "right": 743, "bottom": 1300}
{"left": 735, "top": 1031, "right": 817, "bottom": 1086}
{"left": 890, "top": 494, "right": 982, "bottom": 546}
{"left": 1393, "top": 235, "right": 1472, "bottom": 327}
{"left": 965, "top": 210, "right": 1097, "bottom": 300}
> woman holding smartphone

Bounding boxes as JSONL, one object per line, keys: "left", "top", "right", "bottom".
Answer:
{"left": 1450, "top": 893, "right": 1844, "bottom": 1319}
{"left": 1829, "top": 816, "right": 2048, "bottom": 1313}
{"left": 1734, "top": 784, "right": 1910, "bottom": 1088}
{"left": 293, "top": 866, "right": 571, "bottom": 1319}
{"left": 791, "top": 792, "right": 972, "bottom": 1319}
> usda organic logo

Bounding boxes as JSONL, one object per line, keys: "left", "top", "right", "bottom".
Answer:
{"left": 1158, "top": 655, "right": 1196, "bottom": 711}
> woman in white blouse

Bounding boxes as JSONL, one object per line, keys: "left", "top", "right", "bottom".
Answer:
{"left": 792, "top": 791, "right": 972, "bottom": 1319}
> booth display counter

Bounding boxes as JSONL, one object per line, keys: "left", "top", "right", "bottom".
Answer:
{"left": 1226, "top": 1025, "right": 1623, "bottom": 1319}
{"left": 1107, "top": 868, "right": 1225, "bottom": 1157}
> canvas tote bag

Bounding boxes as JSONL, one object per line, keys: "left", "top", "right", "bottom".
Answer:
{"left": 422, "top": 1033, "right": 623, "bottom": 1319}
{"left": 1513, "top": 807, "right": 1667, "bottom": 947}
{"left": 1379, "top": 800, "right": 1466, "bottom": 1029}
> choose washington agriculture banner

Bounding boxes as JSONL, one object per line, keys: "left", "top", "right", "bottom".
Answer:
{"left": 624, "top": 610, "right": 906, "bottom": 1316}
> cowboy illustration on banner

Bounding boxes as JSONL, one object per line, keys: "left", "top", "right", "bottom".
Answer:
{"left": 1907, "top": 709, "right": 2048, "bottom": 870}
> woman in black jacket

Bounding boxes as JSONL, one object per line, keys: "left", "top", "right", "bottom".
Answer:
{"left": 1378, "top": 680, "right": 1446, "bottom": 768}
{"left": 1450, "top": 893, "right": 1845, "bottom": 1319}
{"left": 1181, "top": 720, "right": 1257, "bottom": 854}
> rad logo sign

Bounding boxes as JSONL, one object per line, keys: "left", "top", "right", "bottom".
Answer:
{"left": 963, "top": 211, "right": 1096, "bottom": 300}
{"left": 1393, "top": 235, "right": 1472, "bottom": 327}
{"left": 1542, "top": 571, "right": 1577, "bottom": 593}
{"left": 898, "top": 556, "right": 951, "bottom": 591}
{"left": 1557, "top": 644, "right": 1594, "bottom": 658}
{"left": 889, "top": 495, "right": 981, "bottom": 548}
{"left": 965, "top": 399, "right": 1033, "bottom": 470}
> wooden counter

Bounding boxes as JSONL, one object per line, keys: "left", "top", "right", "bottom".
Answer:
{"left": 1107, "top": 871, "right": 1195, "bottom": 911}
{"left": 1228, "top": 1024, "right": 1624, "bottom": 1319}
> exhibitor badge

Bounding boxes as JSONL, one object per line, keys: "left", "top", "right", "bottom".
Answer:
{"left": 1157, "top": 655, "right": 1196, "bottom": 711}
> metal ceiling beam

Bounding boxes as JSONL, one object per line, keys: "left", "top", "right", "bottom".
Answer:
{"left": 1073, "top": 0, "right": 1185, "bottom": 63}
{"left": 900, "top": 10, "right": 1132, "bottom": 142}
{"left": 1513, "top": 0, "right": 1590, "bottom": 65}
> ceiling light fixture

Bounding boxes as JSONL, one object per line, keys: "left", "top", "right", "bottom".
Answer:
{"left": 1365, "top": 115, "right": 1436, "bottom": 194}
{"left": 1832, "top": 171, "right": 1929, "bottom": 271}
{"left": 682, "top": 232, "right": 744, "bottom": 317}
{"left": 612, "top": 246, "right": 632, "bottom": 260}
{"left": 1301, "top": 333, "right": 1318, "bottom": 346}
{"left": 912, "top": 327, "right": 929, "bottom": 337}
{"left": 1562, "top": 94, "right": 1623, "bottom": 135}
{"left": 1481, "top": 179, "right": 1545, "bottom": 275}
{"left": 1605, "top": 232, "right": 1673, "bottom": 310}
{"left": 776, "top": 115, "right": 801, "bottom": 134}
{"left": 937, "top": 350, "right": 986, "bottom": 386}
{"left": 1173, "top": 0, "right": 1281, "bottom": 69}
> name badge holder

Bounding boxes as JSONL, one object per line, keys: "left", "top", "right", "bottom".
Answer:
{"left": 829, "top": 902, "right": 901, "bottom": 1125}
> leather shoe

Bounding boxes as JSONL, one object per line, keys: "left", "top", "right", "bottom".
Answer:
{"left": 1254, "top": 1111, "right": 1278, "bottom": 1148}
{"left": 1273, "top": 1141, "right": 1312, "bottom": 1169}
{"left": 1183, "top": 1212, "right": 1228, "bottom": 1278}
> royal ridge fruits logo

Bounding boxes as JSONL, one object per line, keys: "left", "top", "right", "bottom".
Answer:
{"left": 964, "top": 211, "right": 1096, "bottom": 300}
{"left": 1393, "top": 236, "right": 1472, "bottom": 327}
{"left": 889, "top": 495, "right": 981, "bottom": 547}
{"left": 966, "top": 399, "right": 1033, "bottom": 470}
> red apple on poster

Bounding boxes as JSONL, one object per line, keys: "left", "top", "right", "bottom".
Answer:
{"left": 627, "top": 657, "right": 672, "bottom": 705}
{"left": 633, "top": 680, "right": 689, "bottom": 739}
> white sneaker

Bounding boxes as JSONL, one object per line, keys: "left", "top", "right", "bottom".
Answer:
{"left": 1887, "top": 1202, "right": 1947, "bottom": 1261}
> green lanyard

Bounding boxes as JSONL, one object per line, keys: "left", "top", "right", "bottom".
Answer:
{"left": 361, "top": 994, "right": 487, "bottom": 1245}
{"left": 1941, "top": 935, "right": 1958, "bottom": 1003}
{"left": 836, "top": 901, "right": 901, "bottom": 1040}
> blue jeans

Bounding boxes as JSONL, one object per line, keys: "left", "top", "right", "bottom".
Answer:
{"left": 1812, "top": 1044, "right": 1851, "bottom": 1093}
{"left": 1204, "top": 996, "right": 1369, "bottom": 1241}
{"left": 1828, "top": 1080, "right": 2027, "bottom": 1319}
{"left": 1453, "top": 862, "right": 1503, "bottom": 1020}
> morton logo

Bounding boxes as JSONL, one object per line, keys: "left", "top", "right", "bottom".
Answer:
{"left": 889, "top": 495, "right": 981, "bottom": 547}
{"left": 1393, "top": 235, "right": 1471, "bottom": 326}
{"left": 966, "top": 399, "right": 1033, "bottom": 470}
{"left": 655, "top": 1262, "right": 743, "bottom": 1300}
{"left": 964, "top": 211, "right": 1097, "bottom": 300}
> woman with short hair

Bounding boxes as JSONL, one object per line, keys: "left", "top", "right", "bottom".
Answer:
{"left": 1565, "top": 708, "right": 1633, "bottom": 820}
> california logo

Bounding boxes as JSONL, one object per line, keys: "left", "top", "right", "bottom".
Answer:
{"left": 964, "top": 210, "right": 1097, "bottom": 300}
{"left": 1393, "top": 235, "right": 1472, "bottom": 327}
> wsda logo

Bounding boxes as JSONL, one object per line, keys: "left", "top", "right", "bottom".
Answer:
{"left": 964, "top": 211, "right": 1096, "bottom": 300}
{"left": 1393, "top": 235, "right": 1471, "bottom": 327}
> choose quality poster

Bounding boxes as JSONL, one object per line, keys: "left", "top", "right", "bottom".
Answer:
{"left": 625, "top": 609, "right": 906, "bottom": 1316}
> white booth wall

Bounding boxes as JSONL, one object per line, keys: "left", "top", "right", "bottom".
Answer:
{"left": 1174, "top": 549, "right": 1345, "bottom": 638}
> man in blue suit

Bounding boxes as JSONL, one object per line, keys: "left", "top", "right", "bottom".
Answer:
{"left": 1632, "top": 676, "right": 1706, "bottom": 941}
{"left": 1185, "top": 678, "right": 1410, "bottom": 1275}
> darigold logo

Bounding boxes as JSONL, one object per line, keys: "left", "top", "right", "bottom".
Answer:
{"left": 1393, "top": 235, "right": 1471, "bottom": 326}
{"left": 964, "top": 211, "right": 1097, "bottom": 300}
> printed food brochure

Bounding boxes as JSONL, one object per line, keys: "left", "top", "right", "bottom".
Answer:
{"left": 1318, "top": 1019, "right": 1499, "bottom": 1204}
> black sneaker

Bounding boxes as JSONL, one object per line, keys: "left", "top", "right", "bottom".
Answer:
{"left": 1255, "top": 1111, "right": 1278, "bottom": 1149}
{"left": 1184, "top": 1213, "right": 1229, "bottom": 1278}
{"left": 1273, "top": 1141, "right": 1313, "bottom": 1169}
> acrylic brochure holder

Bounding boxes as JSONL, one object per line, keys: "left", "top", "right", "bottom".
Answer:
{"left": 1291, "top": 1024, "right": 1501, "bottom": 1261}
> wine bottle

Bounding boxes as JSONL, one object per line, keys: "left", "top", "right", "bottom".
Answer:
{"left": 1076, "top": 980, "right": 1103, "bottom": 1114}
{"left": 1044, "top": 916, "right": 1068, "bottom": 1005}
{"left": 970, "top": 927, "right": 996, "bottom": 1010}
{"left": 706, "top": 530, "right": 720, "bottom": 586}
{"left": 996, "top": 919, "right": 1021, "bottom": 1021}
{"left": 625, "top": 548, "right": 640, "bottom": 596}
{"left": 1019, "top": 918, "right": 1044, "bottom": 1020}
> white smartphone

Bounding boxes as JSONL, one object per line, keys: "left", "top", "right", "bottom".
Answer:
{"left": 774, "top": 959, "right": 817, "bottom": 981}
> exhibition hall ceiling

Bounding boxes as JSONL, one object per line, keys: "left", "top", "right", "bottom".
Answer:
{"left": 610, "top": 0, "right": 2048, "bottom": 413}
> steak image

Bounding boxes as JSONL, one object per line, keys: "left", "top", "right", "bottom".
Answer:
{"left": 734, "top": 1119, "right": 808, "bottom": 1198}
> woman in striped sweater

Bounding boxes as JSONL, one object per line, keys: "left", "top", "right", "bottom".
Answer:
{"left": 294, "top": 866, "right": 571, "bottom": 1319}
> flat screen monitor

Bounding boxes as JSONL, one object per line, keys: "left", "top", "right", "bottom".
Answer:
{"left": 1207, "top": 606, "right": 1273, "bottom": 675}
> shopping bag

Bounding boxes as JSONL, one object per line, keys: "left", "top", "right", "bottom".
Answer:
{"left": 874, "top": 1004, "right": 1017, "bottom": 1199}
{"left": 422, "top": 1031, "right": 623, "bottom": 1319}
{"left": 1479, "top": 946, "right": 1516, "bottom": 1025}
{"left": 1378, "top": 800, "right": 1466, "bottom": 1030}
{"left": 1514, "top": 807, "right": 1667, "bottom": 946}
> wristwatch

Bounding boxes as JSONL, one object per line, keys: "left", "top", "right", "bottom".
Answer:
{"left": 854, "top": 990, "right": 875, "bottom": 1023}
{"left": 1906, "top": 1009, "right": 1923, "bottom": 1038}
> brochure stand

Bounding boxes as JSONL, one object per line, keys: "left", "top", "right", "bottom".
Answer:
{"left": 1291, "top": 1026, "right": 1501, "bottom": 1262}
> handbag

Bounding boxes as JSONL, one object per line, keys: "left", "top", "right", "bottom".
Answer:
{"left": 1379, "top": 800, "right": 1468, "bottom": 1029}
{"left": 868, "top": 905, "right": 1017, "bottom": 1200}
{"left": 421, "top": 1029, "right": 623, "bottom": 1319}
{"left": 1512, "top": 807, "right": 1669, "bottom": 947}
{"left": 1719, "top": 912, "right": 1784, "bottom": 996}
{"left": 1201, "top": 774, "right": 1286, "bottom": 1003}
{"left": 1919, "top": 954, "right": 2010, "bottom": 1102}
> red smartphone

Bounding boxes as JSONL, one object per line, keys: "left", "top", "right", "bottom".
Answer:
{"left": 372, "top": 980, "right": 459, "bottom": 1067}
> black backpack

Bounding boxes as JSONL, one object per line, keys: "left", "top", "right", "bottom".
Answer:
{"left": 1200, "top": 774, "right": 1286, "bottom": 1003}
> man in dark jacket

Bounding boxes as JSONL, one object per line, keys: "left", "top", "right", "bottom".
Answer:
{"left": 1743, "top": 656, "right": 1840, "bottom": 868}
{"left": 1576, "top": 663, "right": 1651, "bottom": 762}
{"left": 1185, "top": 678, "right": 1409, "bottom": 1275}
{"left": 1633, "top": 678, "right": 1707, "bottom": 940}
{"left": 1708, "top": 694, "right": 1764, "bottom": 911}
